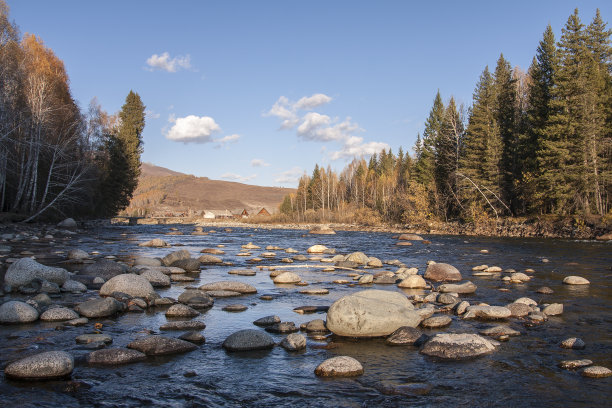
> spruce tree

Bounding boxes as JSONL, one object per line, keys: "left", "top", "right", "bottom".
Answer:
{"left": 414, "top": 91, "right": 444, "bottom": 187}
{"left": 435, "top": 97, "right": 463, "bottom": 219}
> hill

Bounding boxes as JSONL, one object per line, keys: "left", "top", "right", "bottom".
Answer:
{"left": 123, "top": 163, "right": 293, "bottom": 217}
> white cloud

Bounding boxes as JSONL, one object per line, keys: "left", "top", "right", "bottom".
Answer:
{"left": 330, "top": 136, "right": 390, "bottom": 160}
{"left": 166, "top": 115, "right": 221, "bottom": 143}
{"left": 216, "top": 134, "right": 240, "bottom": 144}
{"left": 297, "top": 113, "right": 361, "bottom": 142}
{"left": 295, "top": 93, "right": 332, "bottom": 110}
{"left": 146, "top": 52, "right": 192, "bottom": 73}
{"left": 251, "top": 159, "right": 270, "bottom": 167}
{"left": 221, "top": 173, "right": 257, "bottom": 183}
{"left": 275, "top": 166, "right": 304, "bottom": 184}
{"left": 145, "top": 109, "right": 160, "bottom": 119}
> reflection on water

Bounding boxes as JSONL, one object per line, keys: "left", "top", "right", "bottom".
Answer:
{"left": 1, "top": 225, "right": 611, "bottom": 407}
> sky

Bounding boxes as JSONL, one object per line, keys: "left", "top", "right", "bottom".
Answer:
{"left": 6, "top": 0, "right": 611, "bottom": 187}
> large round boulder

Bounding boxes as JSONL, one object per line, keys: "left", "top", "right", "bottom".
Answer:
{"left": 5, "top": 258, "right": 69, "bottom": 287}
{"left": 423, "top": 263, "right": 462, "bottom": 282}
{"left": 222, "top": 329, "right": 275, "bottom": 351}
{"left": 420, "top": 333, "right": 498, "bottom": 359}
{"left": 74, "top": 297, "right": 126, "bottom": 318}
{"left": 345, "top": 252, "right": 370, "bottom": 265}
{"left": 0, "top": 300, "right": 39, "bottom": 323}
{"left": 4, "top": 351, "right": 73, "bottom": 380}
{"left": 273, "top": 272, "right": 301, "bottom": 284}
{"left": 326, "top": 289, "right": 422, "bottom": 337}
{"left": 99, "top": 274, "right": 158, "bottom": 300}
{"left": 398, "top": 275, "right": 427, "bottom": 289}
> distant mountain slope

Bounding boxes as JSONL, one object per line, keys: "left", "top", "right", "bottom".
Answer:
{"left": 123, "top": 163, "right": 293, "bottom": 216}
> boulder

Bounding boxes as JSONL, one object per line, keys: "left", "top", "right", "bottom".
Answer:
{"left": 463, "top": 305, "right": 511, "bottom": 320}
{"left": 0, "top": 300, "right": 39, "bottom": 323}
{"left": 438, "top": 281, "right": 477, "bottom": 294}
{"left": 423, "top": 263, "right": 462, "bottom": 282}
{"left": 265, "top": 322, "right": 299, "bottom": 334}
{"left": 510, "top": 272, "right": 531, "bottom": 283}
{"left": 253, "top": 315, "right": 281, "bottom": 327}
{"left": 67, "top": 249, "right": 89, "bottom": 260}
{"left": 172, "top": 258, "right": 201, "bottom": 271}
{"left": 177, "top": 289, "right": 214, "bottom": 308}
{"left": 222, "top": 329, "right": 275, "bottom": 351}
{"left": 138, "top": 239, "right": 170, "bottom": 248}
{"left": 4, "top": 351, "right": 73, "bottom": 380}
{"left": 309, "top": 226, "right": 336, "bottom": 235}
{"left": 346, "top": 252, "right": 370, "bottom": 265}
{"left": 179, "top": 331, "right": 206, "bottom": 344}
{"left": 358, "top": 274, "right": 373, "bottom": 284}
{"left": 198, "top": 281, "right": 257, "bottom": 294}
{"left": 74, "top": 297, "right": 126, "bottom": 318}
{"left": 326, "top": 289, "right": 422, "bottom": 337}
{"left": 385, "top": 326, "right": 427, "bottom": 346}
{"left": 5, "top": 258, "right": 69, "bottom": 287}
{"left": 367, "top": 257, "right": 383, "bottom": 268}
{"left": 582, "top": 366, "right": 612, "bottom": 378}
{"left": 140, "top": 269, "right": 171, "bottom": 287}
{"left": 127, "top": 335, "right": 197, "bottom": 355}
{"left": 86, "top": 348, "right": 146, "bottom": 365}
{"left": 161, "top": 250, "right": 191, "bottom": 266}
{"left": 160, "top": 321, "right": 206, "bottom": 331}
{"left": 198, "top": 255, "right": 223, "bottom": 265}
{"left": 273, "top": 272, "right": 301, "bottom": 284}
{"left": 315, "top": 356, "right": 363, "bottom": 377}
{"left": 559, "top": 359, "right": 593, "bottom": 370}
{"left": 57, "top": 218, "right": 77, "bottom": 228}
{"left": 479, "top": 325, "right": 521, "bottom": 337}
{"left": 81, "top": 259, "right": 128, "bottom": 280}
{"left": 420, "top": 333, "right": 498, "bottom": 360}
{"left": 307, "top": 245, "right": 328, "bottom": 254}
{"left": 560, "top": 337, "right": 585, "bottom": 350}
{"left": 280, "top": 333, "right": 307, "bottom": 351}
{"left": 563, "top": 276, "right": 590, "bottom": 285}
{"left": 398, "top": 234, "right": 423, "bottom": 241}
{"left": 62, "top": 279, "right": 87, "bottom": 293}
{"left": 595, "top": 233, "right": 612, "bottom": 241}
{"left": 304, "top": 319, "right": 328, "bottom": 332}
{"left": 76, "top": 333, "right": 112, "bottom": 344}
{"left": 506, "top": 302, "right": 532, "bottom": 317}
{"left": 40, "top": 307, "right": 79, "bottom": 322}
{"left": 398, "top": 275, "right": 427, "bottom": 289}
{"left": 99, "top": 274, "right": 158, "bottom": 300}
{"left": 421, "top": 315, "right": 452, "bottom": 328}
{"left": 165, "top": 303, "right": 200, "bottom": 318}
{"left": 542, "top": 303, "right": 563, "bottom": 316}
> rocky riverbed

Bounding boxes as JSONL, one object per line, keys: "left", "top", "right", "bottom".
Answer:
{"left": 0, "top": 219, "right": 610, "bottom": 407}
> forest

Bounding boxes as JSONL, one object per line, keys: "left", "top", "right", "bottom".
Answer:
{"left": 0, "top": 1, "right": 144, "bottom": 221}
{"left": 279, "top": 9, "right": 612, "bottom": 226}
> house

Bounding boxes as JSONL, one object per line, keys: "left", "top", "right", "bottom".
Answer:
{"left": 257, "top": 207, "right": 271, "bottom": 216}
{"left": 209, "top": 209, "right": 233, "bottom": 219}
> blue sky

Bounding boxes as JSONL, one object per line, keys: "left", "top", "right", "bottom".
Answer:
{"left": 7, "top": 1, "right": 610, "bottom": 186}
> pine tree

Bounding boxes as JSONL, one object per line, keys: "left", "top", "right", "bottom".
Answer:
{"left": 435, "top": 97, "right": 463, "bottom": 219}
{"left": 414, "top": 91, "right": 444, "bottom": 186}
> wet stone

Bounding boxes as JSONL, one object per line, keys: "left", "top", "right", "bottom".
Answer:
{"left": 86, "top": 348, "right": 146, "bottom": 365}
{"left": 127, "top": 335, "right": 198, "bottom": 355}
{"left": 386, "top": 326, "right": 427, "bottom": 346}
{"left": 265, "top": 321, "right": 299, "bottom": 334}
{"left": 179, "top": 331, "right": 206, "bottom": 344}
{"left": 536, "top": 286, "right": 554, "bottom": 294}
{"left": 421, "top": 315, "right": 452, "bottom": 329}
{"left": 376, "top": 381, "right": 433, "bottom": 396}
{"left": 559, "top": 359, "right": 593, "bottom": 370}
{"left": 253, "top": 315, "right": 281, "bottom": 326}
{"left": 222, "top": 329, "right": 275, "bottom": 352}
{"left": 582, "top": 366, "right": 612, "bottom": 378}
{"left": 222, "top": 304, "right": 248, "bottom": 312}
{"left": 280, "top": 333, "right": 307, "bottom": 351}
{"left": 76, "top": 333, "right": 113, "bottom": 345}
{"left": 315, "top": 356, "right": 363, "bottom": 377}
{"left": 560, "top": 337, "right": 585, "bottom": 350}
{"left": 165, "top": 304, "right": 200, "bottom": 318}
{"left": 293, "top": 305, "right": 329, "bottom": 314}
{"left": 159, "top": 320, "right": 206, "bottom": 331}
{"left": 479, "top": 325, "right": 521, "bottom": 337}
{"left": 4, "top": 351, "right": 74, "bottom": 380}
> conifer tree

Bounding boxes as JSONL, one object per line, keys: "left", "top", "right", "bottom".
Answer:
{"left": 435, "top": 97, "right": 463, "bottom": 219}
{"left": 414, "top": 91, "right": 444, "bottom": 187}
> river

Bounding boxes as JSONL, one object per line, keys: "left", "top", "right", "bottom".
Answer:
{"left": 0, "top": 224, "right": 610, "bottom": 407}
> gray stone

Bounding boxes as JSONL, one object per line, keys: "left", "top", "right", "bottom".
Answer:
{"left": 171, "top": 258, "right": 201, "bottom": 272}
{"left": 64, "top": 317, "right": 88, "bottom": 326}
{"left": 198, "top": 281, "right": 257, "bottom": 294}
{"left": 138, "top": 239, "right": 170, "bottom": 248}
{"left": 165, "top": 303, "right": 200, "bottom": 318}
{"left": 86, "top": 348, "right": 146, "bottom": 365}
{"left": 358, "top": 274, "right": 373, "bottom": 284}
{"left": 273, "top": 272, "right": 301, "bottom": 284}
{"left": 100, "top": 274, "right": 158, "bottom": 300}
{"left": 40, "top": 280, "right": 61, "bottom": 294}
{"left": 61, "top": 279, "right": 87, "bottom": 293}
{"left": 74, "top": 297, "right": 126, "bottom": 318}
{"left": 424, "top": 263, "right": 462, "bottom": 282}
{"left": 222, "top": 304, "right": 248, "bottom": 312}
{"left": 280, "top": 333, "right": 307, "bottom": 351}
{"left": 76, "top": 333, "right": 112, "bottom": 344}
{"left": 326, "top": 289, "right": 422, "bottom": 337}
{"left": 127, "top": 335, "right": 198, "bottom": 355}
{"left": 543, "top": 303, "right": 563, "bottom": 316}
{"left": 0, "top": 300, "right": 39, "bottom": 323}
{"left": 420, "top": 333, "right": 498, "bottom": 360}
{"left": 506, "top": 302, "right": 532, "bottom": 317}
{"left": 140, "top": 269, "right": 171, "bottom": 287}
{"left": 560, "top": 337, "right": 585, "bottom": 350}
{"left": 177, "top": 289, "right": 214, "bottom": 308}
{"left": 386, "top": 326, "right": 427, "bottom": 346}
{"left": 563, "top": 276, "right": 590, "bottom": 285}
{"left": 179, "top": 331, "right": 206, "bottom": 344}
{"left": 206, "top": 290, "right": 242, "bottom": 298}
{"left": 455, "top": 301, "right": 470, "bottom": 315}
{"left": 265, "top": 322, "right": 298, "bottom": 334}
{"left": 438, "top": 281, "right": 477, "bottom": 294}
{"left": 421, "top": 315, "right": 452, "bottom": 328}
{"left": 398, "top": 234, "right": 424, "bottom": 241}
{"left": 5, "top": 258, "right": 69, "bottom": 287}
{"left": 305, "top": 319, "right": 328, "bottom": 332}
{"left": 582, "top": 366, "right": 612, "bottom": 378}
{"left": 67, "top": 249, "right": 89, "bottom": 260}
{"left": 160, "top": 321, "right": 206, "bottom": 331}
{"left": 222, "top": 329, "right": 275, "bottom": 351}
{"left": 81, "top": 259, "right": 128, "bottom": 280}
{"left": 57, "top": 218, "right": 77, "bottom": 228}
{"left": 253, "top": 315, "right": 281, "bottom": 327}
{"left": 346, "top": 252, "right": 370, "bottom": 265}
{"left": 315, "top": 356, "right": 363, "bottom": 377}
{"left": 479, "top": 325, "right": 521, "bottom": 337}
{"left": 4, "top": 351, "right": 73, "bottom": 380}
{"left": 162, "top": 250, "right": 191, "bottom": 266}
{"left": 40, "top": 307, "right": 79, "bottom": 322}
{"left": 536, "top": 286, "right": 554, "bottom": 294}
{"left": 437, "top": 294, "right": 459, "bottom": 305}
{"left": 463, "top": 305, "right": 511, "bottom": 320}
{"left": 367, "top": 257, "right": 383, "bottom": 268}
{"left": 134, "top": 257, "right": 162, "bottom": 266}
{"left": 559, "top": 359, "right": 593, "bottom": 370}
{"left": 398, "top": 275, "right": 427, "bottom": 289}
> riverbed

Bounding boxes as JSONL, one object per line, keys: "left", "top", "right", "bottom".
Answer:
{"left": 0, "top": 224, "right": 610, "bottom": 407}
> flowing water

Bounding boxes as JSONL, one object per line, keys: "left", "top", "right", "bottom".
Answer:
{"left": 0, "top": 224, "right": 610, "bottom": 407}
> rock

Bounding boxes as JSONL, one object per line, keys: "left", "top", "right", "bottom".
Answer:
{"left": 179, "top": 331, "right": 206, "bottom": 344}
{"left": 242, "top": 242, "right": 260, "bottom": 250}
{"left": 177, "top": 289, "right": 214, "bottom": 308}
{"left": 304, "top": 319, "right": 328, "bottom": 333}
{"left": 76, "top": 333, "right": 112, "bottom": 344}
{"left": 527, "top": 311, "right": 548, "bottom": 322}
{"left": 201, "top": 248, "right": 224, "bottom": 255}
{"left": 358, "top": 274, "right": 373, "bottom": 284}
{"left": 86, "top": 348, "right": 146, "bottom": 365}
{"left": 205, "top": 290, "right": 242, "bottom": 298}
{"left": 309, "top": 226, "right": 336, "bottom": 235}
{"left": 266, "top": 322, "right": 298, "bottom": 334}
{"left": 198, "top": 281, "right": 257, "bottom": 294}
{"left": 74, "top": 297, "right": 126, "bottom": 318}
{"left": 560, "top": 337, "right": 585, "bottom": 350}
{"left": 506, "top": 302, "right": 532, "bottom": 317}
{"left": 398, "top": 234, "right": 423, "bottom": 241}
{"left": 563, "top": 276, "right": 590, "bottom": 285}
{"left": 228, "top": 269, "right": 256, "bottom": 276}
{"left": 421, "top": 333, "right": 498, "bottom": 360}
{"left": 595, "top": 233, "right": 612, "bottom": 241}
{"left": 4, "top": 351, "right": 73, "bottom": 380}
{"left": 140, "top": 269, "right": 171, "bottom": 287}
{"left": 134, "top": 257, "right": 162, "bottom": 267}
{"left": 57, "top": 218, "right": 77, "bottom": 228}
{"left": 138, "top": 239, "right": 170, "bottom": 248}
{"left": 510, "top": 272, "right": 530, "bottom": 283}
{"left": 559, "top": 359, "right": 593, "bottom": 370}
{"left": 536, "top": 286, "right": 554, "bottom": 294}
{"left": 386, "top": 326, "right": 427, "bottom": 346}
{"left": 438, "top": 281, "right": 477, "bottom": 294}
{"left": 367, "top": 257, "right": 383, "bottom": 268}
{"left": 273, "top": 272, "right": 301, "bottom": 284}
{"left": 479, "top": 325, "right": 521, "bottom": 337}
{"left": 81, "top": 259, "right": 128, "bottom": 280}
{"left": 62, "top": 279, "right": 87, "bottom": 293}
{"left": 515, "top": 297, "right": 537, "bottom": 306}
{"left": 171, "top": 258, "right": 201, "bottom": 271}
{"left": 423, "top": 263, "right": 462, "bottom": 282}
{"left": 326, "top": 289, "right": 422, "bottom": 337}
{"left": 307, "top": 245, "right": 328, "bottom": 254}
{"left": 375, "top": 381, "right": 433, "bottom": 396}
{"left": 463, "top": 305, "right": 511, "bottom": 320}
{"left": 582, "top": 366, "right": 612, "bottom": 378}
{"left": 165, "top": 303, "right": 200, "bottom": 318}
{"left": 253, "top": 315, "right": 281, "bottom": 326}
{"left": 160, "top": 320, "right": 206, "bottom": 331}
{"left": 543, "top": 303, "right": 563, "bottom": 316}
{"left": 437, "top": 294, "right": 459, "bottom": 305}
{"left": 299, "top": 288, "right": 329, "bottom": 295}
{"left": 40, "top": 307, "right": 79, "bottom": 322}
{"left": 222, "top": 304, "right": 248, "bottom": 312}
{"left": 222, "top": 329, "right": 275, "bottom": 351}
{"left": 161, "top": 250, "right": 191, "bottom": 266}
{"left": 315, "top": 356, "right": 363, "bottom": 377}
{"left": 100, "top": 274, "right": 158, "bottom": 300}
{"left": 5, "top": 258, "right": 69, "bottom": 287}
{"left": 374, "top": 275, "right": 398, "bottom": 284}
{"left": 421, "top": 315, "right": 452, "bottom": 328}
{"left": 484, "top": 266, "right": 502, "bottom": 273}
{"left": 346, "top": 252, "right": 370, "bottom": 265}
{"left": 280, "top": 333, "right": 307, "bottom": 351}
{"left": 64, "top": 317, "right": 88, "bottom": 327}
{"left": 0, "top": 300, "right": 39, "bottom": 323}
{"left": 398, "top": 275, "right": 427, "bottom": 289}
{"left": 67, "top": 249, "right": 89, "bottom": 260}
{"left": 128, "top": 335, "right": 198, "bottom": 355}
